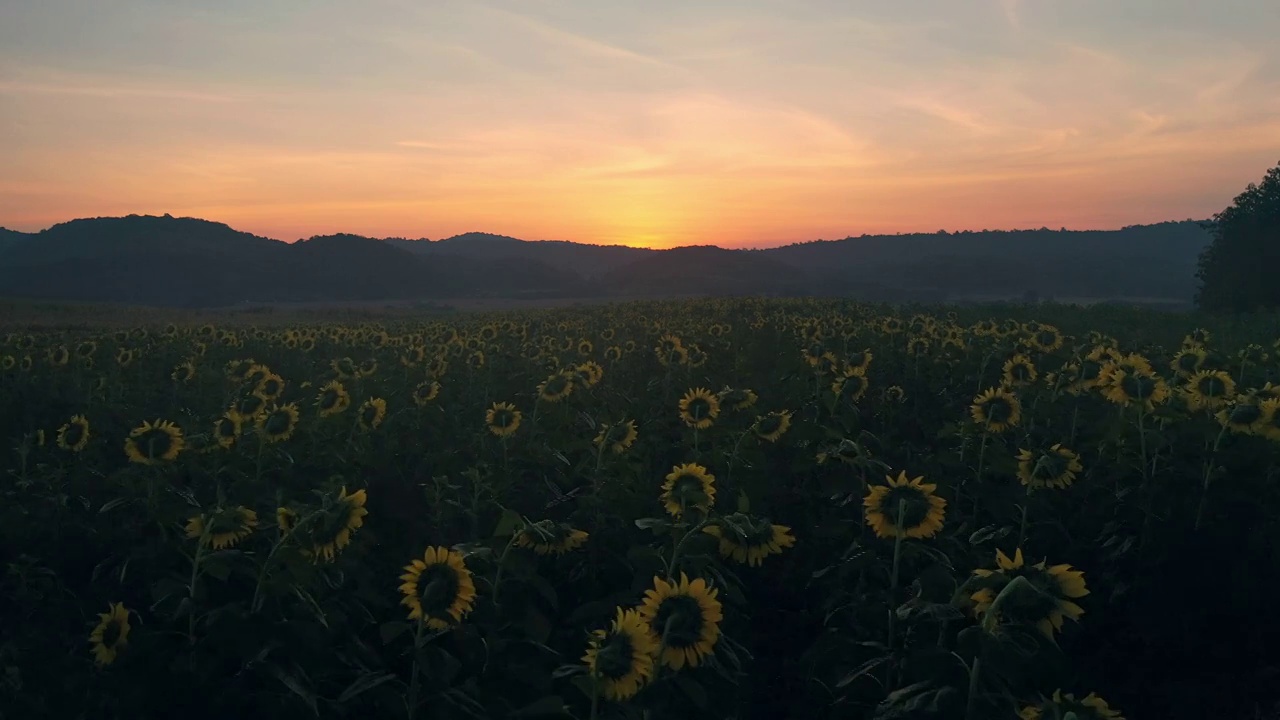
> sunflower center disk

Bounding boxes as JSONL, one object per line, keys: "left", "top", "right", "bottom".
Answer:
{"left": 879, "top": 486, "right": 931, "bottom": 528}
{"left": 654, "top": 595, "right": 705, "bottom": 647}
{"left": 672, "top": 476, "right": 709, "bottom": 508}
{"left": 419, "top": 565, "right": 461, "bottom": 616}
{"left": 595, "top": 634, "right": 637, "bottom": 679}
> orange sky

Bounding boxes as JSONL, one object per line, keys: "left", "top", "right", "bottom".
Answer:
{"left": 2, "top": 0, "right": 1279, "bottom": 248}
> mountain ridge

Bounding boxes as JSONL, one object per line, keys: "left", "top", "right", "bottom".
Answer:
{"left": 0, "top": 214, "right": 1214, "bottom": 308}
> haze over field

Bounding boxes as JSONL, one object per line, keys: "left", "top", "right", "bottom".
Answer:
{"left": 3, "top": 0, "right": 1279, "bottom": 248}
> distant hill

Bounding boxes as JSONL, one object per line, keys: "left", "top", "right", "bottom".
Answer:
{"left": 387, "top": 232, "right": 654, "bottom": 278}
{"left": 600, "top": 245, "right": 813, "bottom": 297}
{"left": 0, "top": 214, "right": 1214, "bottom": 308}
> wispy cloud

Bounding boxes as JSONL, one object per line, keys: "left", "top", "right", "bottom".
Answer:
{"left": 1, "top": 0, "right": 1277, "bottom": 246}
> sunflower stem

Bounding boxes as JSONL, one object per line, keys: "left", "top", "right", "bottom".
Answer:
{"left": 667, "top": 515, "right": 711, "bottom": 580}
{"left": 1017, "top": 490, "right": 1031, "bottom": 548}
{"left": 588, "top": 669, "right": 600, "bottom": 720}
{"left": 972, "top": 432, "right": 990, "bottom": 521}
{"left": 1194, "top": 426, "right": 1228, "bottom": 531}
{"left": 490, "top": 535, "right": 518, "bottom": 608}
{"left": 187, "top": 520, "right": 213, "bottom": 648}
{"left": 963, "top": 655, "right": 983, "bottom": 720}
{"left": 405, "top": 615, "right": 426, "bottom": 719}
{"left": 886, "top": 498, "right": 907, "bottom": 687}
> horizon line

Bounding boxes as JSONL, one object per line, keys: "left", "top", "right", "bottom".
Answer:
{"left": 0, "top": 212, "right": 1213, "bottom": 252}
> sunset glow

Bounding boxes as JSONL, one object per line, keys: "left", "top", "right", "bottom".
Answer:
{"left": 3, "top": 0, "right": 1279, "bottom": 248}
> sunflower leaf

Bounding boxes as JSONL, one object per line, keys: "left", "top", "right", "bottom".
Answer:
{"left": 336, "top": 671, "right": 397, "bottom": 704}
{"left": 511, "top": 695, "right": 568, "bottom": 718}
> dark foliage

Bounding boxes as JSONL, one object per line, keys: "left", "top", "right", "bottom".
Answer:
{"left": 1196, "top": 162, "right": 1280, "bottom": 312}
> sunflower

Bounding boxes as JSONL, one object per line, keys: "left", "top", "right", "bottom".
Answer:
{"left": 47, "top": 345, "right": 70, "bottom": 367}
{"left": 1183, "top": 369, "right": 1236, "bottom": 412}
{"left": 906, "top": 336, "right": 931, "bottom": 356}
{"left": 255, "top": 402, "right": 300, "bottom": 443}
{"left": 123, "top": 419, "right": 185, "bottom": 465}
{"left": 1216, "top": 397, "right": 1264, "bottom": 435}
{"left": 485, "top": 401, "right": 522, "bottom": 437}
{"left": 884, "top": 385, "right": 906, "bottom": 403}
{"left": 358, "top": 357, "right": 378, "bottom": 377}
{"left": 970, "top": 387, "right": 1023, "bottom": 433}
{"left": 752, "top": 410, "right": 792, "bottom": 442}
{"left": 638, "top": 573, "right": 723, "bottom": 670}
{"left": 717, "top": 387, "right": 758, "bottom": 412}
{"left": 212, "top": 413, "right": 241, "bottom": 449}
{"left": 678, "top": 387, "right": 720, "bottom": 429}
{"left": 276, "top": 506, "right": 297, "bottom": 534}
{"left": 1020, "top": 690, "right": 1125, "bottom": 720}
{"left": 56, "top": 414, "right": 91, "bottom": 452}
{"left": 316, "top": 380, "right": 351, "bottom": 417}
{"left": 358, "top": 397, "right": 387, "bottom": 431}
{"left": 1254, "top": 399, "right": 1280, "bottom": 442}
{"left": 575, "top": 361, "right": 604, "bottom": 387}
{"left": 88, "top": 603, "right": 132, "bottom": 667}
{"left": 115, "top": 348, "right": 134, "bottom": 367}
{"left": 863, "top": 471, "right": 947, "bottom": 539}
{"left": 230, "top": 393, "right": 268, "bottom": 424}
{"left": 703, "top": 513, "right": 795, "bottom": 566}
{"left": 254, "top": 372, "right": 286, "bottom": 400}
{"left": 537, "top": 371, "right": 575, "bottom": 403}
{"left": 1015, "top": 444, "right": 1082, "bottom": 490}
{"left": 604, "top": 345, "right": 623, "bottom": 362}
{"left": 514, "top": 520, "right": 589, "bottom": 555}
{"left": 1029, "top": 326, "right": 1064, "bottom": 353}
{"left": 594, "top": 420, "right": 638, "bottom": 454}
{"left": 832, "top": 371, "right": 869, "bottom": 402}
{"left": 655, "top": 334, "right": 686, "bottom": 365}
{"left": 398, "top": 546, "right": 478, "bottom": 630}
{"left": 331, "top": 357, "right": 357, "bottom": 379}
{"left": 583, "top": 608, "right": 658, "bottom": 701}
{"left": 1002, "top": 354, "right": 1038, "bottom": 387}
{"left": 184, "top": 506, "right": 258, "bottom": 549}
{"left": 660, "top": 463, "right": 717, "bottom": 518}
{"left": 1102, "top": 370, "right": 1170, "bottom": 410}
{"left": 1170, "top": 347, "right": 1207, "bottom": 377}
{"left": 307, "top": 487, "right": 369, "bottom": 562}
{"left": 0, "top": 355, "right": 14, "bottom": 371}
{"left": 969, "top": 548, "right": 1088, "bottom": 640}
{"left": 171, "top": 360, "right": 197, "bottom": 384}
{"left": 412, "top": 380, "right": 441, "bottom": 406}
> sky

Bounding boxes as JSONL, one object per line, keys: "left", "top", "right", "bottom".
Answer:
{"left": 2, "top": 0, "right": 1279, "bottom": 249}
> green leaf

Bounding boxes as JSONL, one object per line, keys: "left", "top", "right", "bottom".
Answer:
{"left": 967, "top": 525, "right": 1009, "bottom": 545}
{"left": 634, "top": 517, "right": 670, "bottom": 531}
{"left": 267, "top": 664, "right": 319, "bottom": 716}
{"left": 379, "top": 621, "right": 410, "bottom": 645}
{"left": 98, "top": 497, "right": 129, "bottom": 514}
{"left": 836, "top": 655, "right": 891, "bottom": 688}
{"left": 337, "top": 672, "right": 398, "bottom": 703}
{"left": 523, "top": 606, "right": 553, "bottom": 644}
{"left": 492, "top": 508, "right": 523, "bottom": 538}
{"left": 511, "top": 695, "right": 568, "bottom": 717}
{"left": 675, "top": 675, "right": 709, "bottom": 708}
{"left": 736, "top": 490, "right": 750, "bottom": 513}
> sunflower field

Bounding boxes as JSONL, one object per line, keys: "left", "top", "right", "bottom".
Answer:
{"left": 3, "top": 298, "right": 1280, "bottom": 720}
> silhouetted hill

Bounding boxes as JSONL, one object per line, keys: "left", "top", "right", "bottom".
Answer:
{"left": 0, "top": 228, "right": 31, "bottom": 253}
{"left": 600, "top": 245, "right": 812, "bottom": 297}
{"left": 0, "top": 215, "right": 1214, "bottom": 307}
{"left": 389, "top": 232, "right": 653, "bottom": 277}
{"left": 0, "top": 215, "right": 592, "bottom": 306}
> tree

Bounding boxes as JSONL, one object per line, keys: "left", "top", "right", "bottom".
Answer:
{"left": 1196, "top": 161, "right": 1280, "bottom": 311}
